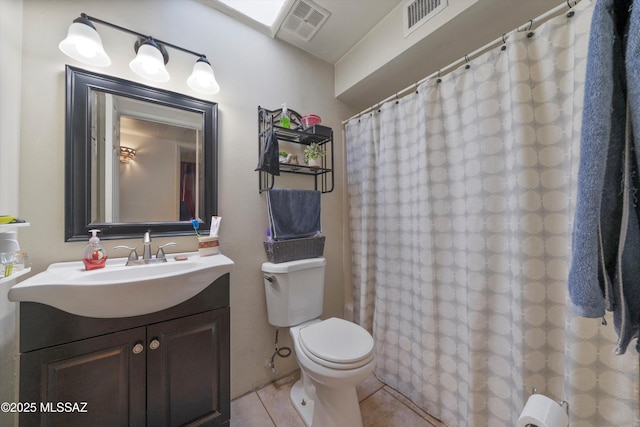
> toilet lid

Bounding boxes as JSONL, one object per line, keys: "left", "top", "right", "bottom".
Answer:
{"left": 299, "top": 318, "right": 374, "bottom": 367}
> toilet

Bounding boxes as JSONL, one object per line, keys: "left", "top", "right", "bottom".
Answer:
{"left": 262, "top": 257, "right": 375, "bottom": 427}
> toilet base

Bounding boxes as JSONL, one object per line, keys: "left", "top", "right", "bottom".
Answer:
{"left": 291, "top": 380, "right": 314, "bottom": 427}
{"left": 290, "top": 371, "right": 364, "bottom": 427}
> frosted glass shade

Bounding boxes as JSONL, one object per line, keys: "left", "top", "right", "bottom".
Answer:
{"left": 187, "top": 58, "right": 220, "bottom": 94}
{"left": 129, "top": 43, "right": 170, "bottom": 82}
{"left": 59, "top": 20, "right": 111, "bottom": 67}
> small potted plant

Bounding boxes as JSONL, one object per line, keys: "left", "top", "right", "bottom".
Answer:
{"left": 303, "top": 142, "right": 325, "bottom": 169}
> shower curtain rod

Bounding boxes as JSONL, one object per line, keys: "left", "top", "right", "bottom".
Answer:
{"left": 342, "top": 0, "right": 582, "bottom": 124}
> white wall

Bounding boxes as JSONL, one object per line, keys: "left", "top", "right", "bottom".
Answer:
{"left": 0, "top": 0, "right": 22, "bottom": 216}
{"left": 0, "top": 1, "right": 23, "bottom": 425}
{"left": 119, "top": 135, "right": 181, "bottom": 222}
{"left": 6, "top": 0, "right": 352, "bottom": 405}
{"left": 334, "top": 0, "right": 477, "bottom": 98}
{"left": 334, "top": 0, "right": 563, "bottom": 110}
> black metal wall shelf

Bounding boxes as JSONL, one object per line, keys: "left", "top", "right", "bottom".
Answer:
{"left": 258, "top": 106, "right": 334, "bottom": 193}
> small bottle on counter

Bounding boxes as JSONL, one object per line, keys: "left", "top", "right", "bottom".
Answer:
{"left": 82, "top": 229, "right": 107, "bottom": 271}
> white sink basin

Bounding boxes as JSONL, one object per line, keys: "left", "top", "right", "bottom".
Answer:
{"left": 8, "top": 252, "right": 234, "bottom": 318}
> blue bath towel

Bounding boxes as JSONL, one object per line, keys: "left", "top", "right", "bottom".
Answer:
{"left": 568, "top": 0, "right": 640, "bottom": 354}
{"left": 267, "top": 189, "right": 321, "bottom": 240}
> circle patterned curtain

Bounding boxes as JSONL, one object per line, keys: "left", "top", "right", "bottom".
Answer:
{"left": 345, "top": 1, "right": 638, "bottom": 425}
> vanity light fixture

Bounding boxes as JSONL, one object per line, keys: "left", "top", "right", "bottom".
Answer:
{"left": 119, "top": 146, "right": 137, "bottom": 164}
{"left": 187, "top": 56, "right": 221, "bottom": 94}
{"left": 129, "top": 38, "right": 170, "bottom": 83}
{"left": 59, "top": 13, "right": 220, "bottom": 94}
{"left": 58, "top": 15, "right": 111, "bottom": 66}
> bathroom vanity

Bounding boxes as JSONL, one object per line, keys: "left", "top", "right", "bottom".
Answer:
{"left": 16, "top": 272, "right": 230, "bottom": 426}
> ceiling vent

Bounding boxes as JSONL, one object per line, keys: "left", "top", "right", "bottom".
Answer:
{"left": 279, "top": 0, "right": 331, "bottom": 42}
{"left": 403, "top": 0, "right": 447, "bottom": 36}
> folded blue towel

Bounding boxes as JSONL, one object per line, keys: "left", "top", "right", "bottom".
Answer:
{"left": 267, "top": 189, "right": 321, "bottom": 240}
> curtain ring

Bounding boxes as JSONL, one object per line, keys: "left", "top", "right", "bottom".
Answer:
{"left": 436, "top": 69, "right": 442, "bottom": 83}
{"left": 465, "top": 55, "right": 471, "bottom": 69}
{"left": 502, "top": 33, "right": 507, "bottom": 44}
{"left": 526, "top": 20, "right": 535, "bottom": 38}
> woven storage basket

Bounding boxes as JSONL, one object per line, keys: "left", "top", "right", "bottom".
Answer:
{"left": 263, "top": 236, "right": 325, "bottom": 263}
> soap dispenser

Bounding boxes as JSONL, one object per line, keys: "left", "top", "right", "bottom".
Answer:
{"left": 83, "top": 229, "right": 107, "bottom": 271}
{"left": 280, "top": 103, "right": 290, "bottom": 129}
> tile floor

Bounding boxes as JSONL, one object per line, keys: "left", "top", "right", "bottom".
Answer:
{"left": 230, "top": 371, "right": 447, "bottom": 427}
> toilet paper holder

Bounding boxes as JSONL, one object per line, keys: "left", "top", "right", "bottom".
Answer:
{"left": 526, "top": 387, "right": 569, "bottom": 426}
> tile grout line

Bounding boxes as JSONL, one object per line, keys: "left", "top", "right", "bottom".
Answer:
{"left": 236, "top": 372, "right": 444, "bottom": 427}
{"left": 375, "top": 388, "right": 440, "bottom": 427}
{"left": 254, "top": 391, "right": 279, "bottom": 427}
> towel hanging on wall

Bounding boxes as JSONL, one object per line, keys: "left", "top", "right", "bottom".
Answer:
{"left": 255, "top": 129, "right": 280, "bottom": 176}
{"left": 568, "top": 0, "right": 640, "bottom": 355}
{"left": 267, "top": 189, "right": 321, "bottom": 240}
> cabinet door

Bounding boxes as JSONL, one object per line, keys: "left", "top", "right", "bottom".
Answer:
{"left": 147, "top": 309, "right": 230, "bottom": 427}
{"left": 19, "top": 327, "right": 146, "bottom": 427}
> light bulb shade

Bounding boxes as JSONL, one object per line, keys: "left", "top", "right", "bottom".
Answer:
{"left": 129, "top": 40, "right": 170, "bottom": 82}
{"left": 59, "top": 17, "right": 111, "bottom": 66}
{"left": 187, "top": 58, "right": 220, "bottom": 94}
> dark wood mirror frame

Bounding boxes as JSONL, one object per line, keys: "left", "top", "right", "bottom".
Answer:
{"left": 65, "top": 65, "right": 218, "bottom": 241}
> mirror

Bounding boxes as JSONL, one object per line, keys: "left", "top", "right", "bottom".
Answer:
{"left": 65, "top": 66, "right": 218, "bottom": 241}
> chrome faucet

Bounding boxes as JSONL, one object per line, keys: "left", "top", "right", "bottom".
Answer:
{"left": 143, "top": 231, "right": 152, "bottom": 260}
{"left": 114, "top": 232, "right": 177, "bottom": 265}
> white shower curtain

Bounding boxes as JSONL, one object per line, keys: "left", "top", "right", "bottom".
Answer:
{"left": 345, "top": 1, "right": 639, "bottom": 426}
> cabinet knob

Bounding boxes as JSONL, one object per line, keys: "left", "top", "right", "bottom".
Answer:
{"left": 149, "top": 338, "right": 161, "bottom": 350}
{"left": 132, "top": 342, "right": 144, "bottom": 354}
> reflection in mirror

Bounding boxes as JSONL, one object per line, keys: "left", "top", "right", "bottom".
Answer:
{"left": 66, "top": 66, "right": 218, "bottom": 241}
{"left": 90, "top": 93, "right": 204, "bottom": 223}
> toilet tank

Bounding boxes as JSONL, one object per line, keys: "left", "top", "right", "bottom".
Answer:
{"left": 261, "top": 257, "right": 326, "bottom": 327}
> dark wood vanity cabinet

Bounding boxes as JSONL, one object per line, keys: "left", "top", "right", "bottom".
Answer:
{"left": 147, "top": 310, "right": 228, "bottom": 427}
{"left": 18, "top": 274, "right": 230, "bottom": 427}
{"left": 20, "top": 327, "right": 147, "bottom": 426}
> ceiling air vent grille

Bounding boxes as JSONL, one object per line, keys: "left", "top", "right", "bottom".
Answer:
{"left": 280, "top": 0, "right": 331, "bottom": 42}
{"left": 403, "top": 0, "right": 448, "bottom": 36}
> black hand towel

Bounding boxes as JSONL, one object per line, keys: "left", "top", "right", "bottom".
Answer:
{"left": 255, "top": 129, "right": 280, "bottom": 176}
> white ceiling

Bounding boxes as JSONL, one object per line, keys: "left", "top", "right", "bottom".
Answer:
{"left": 203, "top": 0, "right": 571, "bottom": 110}
{"left": 275, "top": 0, "right": 404, "bottom": 64}
{"left": 199, "top": 0, "right": 403, "bottom": 63}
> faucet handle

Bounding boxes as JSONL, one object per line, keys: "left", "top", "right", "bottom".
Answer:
{"left": 144, "top": 231, "right": 151, "bottom": 243}
{"left": 114, "top": 245, "right": 139, "bottom": 261}
{"left": 156, "top": 242, "right": 177, "bottom": 260}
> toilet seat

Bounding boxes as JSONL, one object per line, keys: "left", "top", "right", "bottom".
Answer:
{"left": 298, "top": 318, "right": 374, "bottom": 370}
